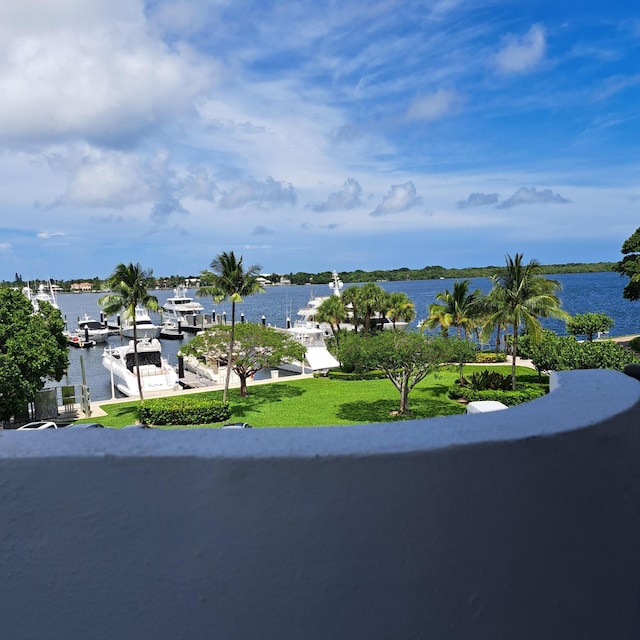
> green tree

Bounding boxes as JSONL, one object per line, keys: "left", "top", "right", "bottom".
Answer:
{"left": 423, "top": 279, "right": 482, "bottom": 339}
{"left": 385, "top": 291, "right": 416, "bottom": 329}
{"left": 483, "top": 254, "right": 570, "bottom": 390}
{"left": 341, "top": 283, "right": 389, "bottom": 334}
{"left": 180, "top": 323, "right": 305, "bottom": 397}
{"left": 0, "top": 289, "right": 68, "bottom": 421}
{"left": 566, "top": 312, "right": 614, "bottom": 342}
{"left": 614, "top": 227, "right": 640, "bottom": 301}
{"left": 196, "top": 251, "right": 265, "bottom": 402}
{"left": 99, "top": 262, "right": 159, "bottom": 401}
{"left": 314, "top": 294, "right": 348, "bottom": 343}
{"left": 356, "top": 332, "right": 454, "bottom": 415}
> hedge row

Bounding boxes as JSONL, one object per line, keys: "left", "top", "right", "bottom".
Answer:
{"left": 138, "top": 395, "right": 231, "bottom": 425}
{"left": 448, "top": 385, "right": 547, "bottom": 406}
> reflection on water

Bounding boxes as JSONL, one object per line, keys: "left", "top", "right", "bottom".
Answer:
{"left": 50, "top": 272, "right": 638, "bottom": 401}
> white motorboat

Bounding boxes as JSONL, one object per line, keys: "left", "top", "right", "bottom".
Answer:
{"left": 161, "top": 284, "right": 204, "bottom": 327}
{"left": 77, "top": 313, "right": 110, "bottom": 343}
{"left": 120, "top": 305, "right": 161, "bottom": 339}
{"left": 278, "top": 325, "right": 340, "bottom": 374}
{"left": 102, "top": 338, "right": 179, "bottom": 397}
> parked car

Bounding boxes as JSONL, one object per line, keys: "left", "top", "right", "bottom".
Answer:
{"left": 64, "top": 423, "right": 107, "bottom": 429}
{"left": 17, "top": 421, "right": 63, "bottom": 430}
{"left": 222, "top": 422, "right": 253, "bottom": 429}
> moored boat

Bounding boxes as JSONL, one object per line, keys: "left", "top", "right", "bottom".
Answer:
{"left": 77, "top": 313, "right": 110, "bottom": 343}
{"left": 102, "top": 338, "right": 179, "bottom": 397}
{"left": 120, "top": 306, "right": 161, "bottom": 339}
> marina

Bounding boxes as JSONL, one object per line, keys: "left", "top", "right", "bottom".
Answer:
{"left": 46, "top": 271, "right": 639, "bottom": 403}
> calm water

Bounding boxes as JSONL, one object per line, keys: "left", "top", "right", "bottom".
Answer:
{"left": 52, "top": 271, "right": 638, "bottom": 401}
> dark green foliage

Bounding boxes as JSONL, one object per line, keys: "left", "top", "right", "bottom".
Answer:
{"left": 327, "top": 369, "right": 388, "bottom": 380}
{"left": 464, "top": 369, "right": 513, "bottom": 391}
{"left": 0, "top": 289, "right": 68, "bottom": 421}
{"left": 628, "top": 337, "right": 640, "bottom": 353}
{"left": 448, "top": 386, "right": 547, "bottom": 406}
{"left": 138, "top": 395, "right": 231, "bottom": 425}
{"left": 615, "top": 227, "right": 640, "bottom": 301}
{"left": 566, "top": 312, "right": 614, "bottom": 341}
{"left": 474, "top": 351, "right": 507, "bottom": 363}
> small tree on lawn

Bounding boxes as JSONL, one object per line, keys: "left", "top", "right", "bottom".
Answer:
{"left": 566, "top": 312, "right": 614, "bottom": 342}
{"left": 356, "top": 331, "right": 453, "bottom": 416}
{"left": 180, "top": 323, "right": 305, "bottom": 397}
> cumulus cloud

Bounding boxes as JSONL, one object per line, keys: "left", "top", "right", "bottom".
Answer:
{"left": 252, "top": 225, "right": 274, "bottom": 235}
{"left": 307, "top": 178, "right": 363, "bottom": 212}
{"left": 370, "top": 181, "right": 423, "bottom": 217}
{"left": 218, "top": 177, "right": 296, "bottom": 209}
{"left": 456, "top": 192, "right": 500, "bottom": 209}
{"left": 0, "top": 2, "right": 217, "bottom": 148}
{"left": 178, "top": 167, "right": 217, "bottom": 201}
{"left": 495, "top": 24, "right": 546, "bottom": 74}
{"left": 497, "top": 186, "right": 571, "bottom": 209}
{"left": 406, "top": 89, "right": 460, "bottom": 121}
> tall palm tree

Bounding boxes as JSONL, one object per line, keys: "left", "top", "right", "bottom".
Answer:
{"left": 344, "top": 283, "right": 389, "bottom": 334}
{"left": 99, "top": 262, "right": 159, "bottom": 401}
{"left": 315, "top": 294, "right": 348, "bottom": 343}
{"left": 196, "top": 251, "right": 264, "bottom": 402}
{"left": 423, "top": 280, "right": 482, "bottom": 339}
{"left": 482, "top": 253, "right": 570, "bottom": 389}
{"left": 386, "top": 291, "right": 416, "bottom": 330}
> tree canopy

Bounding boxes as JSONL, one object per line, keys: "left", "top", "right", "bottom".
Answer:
{"left": 180, "top": 323, "right": 304, "bottom": 397}
{"left": 615, "top": 227, "right": 640, "bottom": 302}
{"left": 0, "top": 288, "right": 68, "bottom": 421}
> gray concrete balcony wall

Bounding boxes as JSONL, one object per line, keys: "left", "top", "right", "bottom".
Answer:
{"left": 0, "top": 369, "right": 638, "bottom": 639}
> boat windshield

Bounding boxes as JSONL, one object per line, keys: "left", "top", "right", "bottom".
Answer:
{"left": 125, "top": 351, "right": 162, "bottom": 371}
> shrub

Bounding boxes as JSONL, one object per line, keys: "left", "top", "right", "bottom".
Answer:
{"left": 464, "top": 369, "right": 512, "bottom": 391}
{"left": 328, "top": 369, "right": 388, "bottom": 381}
{"left": 448, "top": 385, "right": 547, "bottom": 406}
{"left": 138, "top": 395, "right": 231, "bottom": 425}
{"left": 628, "top": 336, "right": 640, "bottom": 354}
{"left": 474, "top": 352, "right": 507, "bottom": 363}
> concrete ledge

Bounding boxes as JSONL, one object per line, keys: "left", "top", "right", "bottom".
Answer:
{"left": 0, "top": 369, "right": 639, "bottom": 639}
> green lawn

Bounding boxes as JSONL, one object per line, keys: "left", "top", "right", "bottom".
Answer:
{"left": 84, "top": 365, "right": 544, "bottom": 429}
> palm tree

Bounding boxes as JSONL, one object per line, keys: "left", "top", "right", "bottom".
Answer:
{"left": 482, "top": 253, "right": 570, "bottom": 390}
{"left": 386, "top": 291, "right": 416, "bottom": 330}
{"left": 343, "top": 283, "right": 389, "bottom": 334}
{"left": 196, "top": 251, "right": 264, "bottom": 402}
{"left": 99, "top": 262, "right": 159, "bottom": 401}
{"left": 314, "top": 294, "right": 348, "bottom": 343}
{"left": 423, "top": 280, "right": 482, "bottom": 340}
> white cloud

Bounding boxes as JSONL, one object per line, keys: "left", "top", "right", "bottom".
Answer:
{"left": 406, "top": 89, "right": 460, "bottom": 121}
{"left": 307, "top": 178, "right": 363, "bottom": 212}
{"left": 497, "top": 186, "right": 571, "bottom": 209}
{"left": 0, "top": 1, "right": 217, "bottom": 148}
{"left": 370, "top": 181, "right": 423, "bottom": 217}
{"left": 37, "top": 232, "right": 67, "bottom": 239}
{"left": 218, "top": 177, "right": 296, "bottom": 209}
{"left": 494, "top": 24, "right": 546, "bottom": 74}
{"left": 0, "top": 242, "right": 11, "bottom": 251}
{"left": 456, "top": 192, "right": 500, "bottom": 209}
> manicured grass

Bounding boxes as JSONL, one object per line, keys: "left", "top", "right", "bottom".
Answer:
{"left": 82, "top": 365, "right": 543, "bottom": 429}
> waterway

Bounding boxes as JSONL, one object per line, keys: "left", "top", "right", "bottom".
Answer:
{"left": 52, "top": 271, "right": 638, "bottom": 402}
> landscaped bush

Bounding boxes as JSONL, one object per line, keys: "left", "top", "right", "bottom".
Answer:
{"left": 138, "top": 395, "right": 231, "bottom": 425}
{"left": 448, "top": 385, "right": 547, "bottom": 406}
{"left": 327, "top": 369, "right": 388, "bottom": 380}
{"left": 464, "top": 369, "right": 512, "bottom": 391}
{"left": 628, "top": 336, "right": 640, "bottom": 354}
{"left": 474, "top": 351, "right": 507, "bottom": 363}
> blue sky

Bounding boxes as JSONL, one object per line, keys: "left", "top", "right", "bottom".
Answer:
{"left": 0, "top": 0, "right": 638, "bottom": 280}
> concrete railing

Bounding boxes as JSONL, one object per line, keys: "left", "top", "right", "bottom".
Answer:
{"left": 1, "top": 369, "right": 639, "bottom": 640}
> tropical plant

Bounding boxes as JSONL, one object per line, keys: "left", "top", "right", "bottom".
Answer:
{"left": 385, "top": 291, "right": 416, "bottom": 329}
{"left": 422, "top": 279, "right": 483, "bottom": 339}
{"left": 343, "top": 282, "right": 389, "bottom": 334}
{"left": 99, "top": 262, "right": 159, "bottom": 401}
{"left": 314, "top": 294, "right": 348, "bottom": 342}
{"left": 482, "top": 254, "right": 570, "bottom": 390}
{"left": 0, "top": 288, "right": 68, "bottom": 422}
{"left": 179, "top": 323, "right": 305, "bottom": 397}
{"left": 566, "top": 312, "right": 614, "bottom": 342}
{"left": 614, "top": 227, "right": 640, "bottom": 301}
{"left": 196, "top": 251, "right": 265, "bottom": 402}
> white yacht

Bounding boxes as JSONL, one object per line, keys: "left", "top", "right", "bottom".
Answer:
{"left": 102, "top": 338, "right": 179, "bottom": 397}
{"left": 161, "top": 284, "right": 204, "bottom": 326}
{"left": 278, "top": 324, "right": 340, "bottom": 374}
{"left": 23, "top": 281, "right": 60, "bottom": 311}
{"left": 77, "top": 313, "right": 110, "bottom": 343}
{"left": 120, "top": 306, "right": 161, "bottom": 339}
